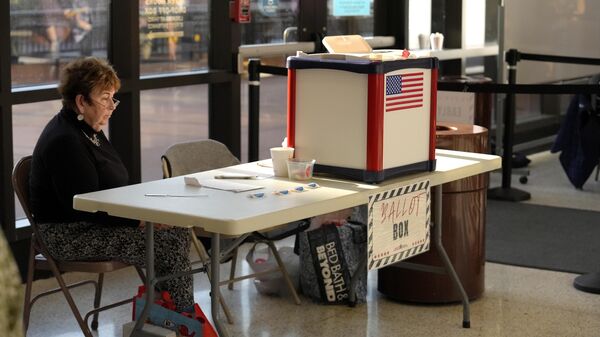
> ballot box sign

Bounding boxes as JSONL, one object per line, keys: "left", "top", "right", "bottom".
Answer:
{"left": 368, "top": 180, "right": 431, "bottom": 271}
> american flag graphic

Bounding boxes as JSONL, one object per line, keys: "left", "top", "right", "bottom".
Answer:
{"left": 385, "top": 72, "right": 424, "bottom": 112}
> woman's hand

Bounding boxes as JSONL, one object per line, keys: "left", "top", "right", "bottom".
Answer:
{"left": 310, "top": 208, "right": 354, "bottom": 228}
{"left": 153, "top": 223, "right": 172, "bottom": 230}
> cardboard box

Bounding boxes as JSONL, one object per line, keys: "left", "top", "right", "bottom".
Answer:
{"left": 122, "top": 321, "right": 176, "bottom": 337}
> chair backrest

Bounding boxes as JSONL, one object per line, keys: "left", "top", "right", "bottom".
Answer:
{"left": 13, "top": 156, "right": 132, "bottom": 272}
{"left": 12, "top": 155, "right": 36, "bottom": 227}
{"left": 162, "top": 139, "right": 240, "bottom": 178}
{"left": 12, "top": 155, "right": 51, "bottom": 255}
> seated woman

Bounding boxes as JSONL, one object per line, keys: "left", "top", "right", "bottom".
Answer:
{"left": 29, "top": 57, "right": 193, "bottom": 312}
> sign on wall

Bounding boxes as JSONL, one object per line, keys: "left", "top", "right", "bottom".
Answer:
{"left": 332, "top": 0, "right": 370, "bottom": 17}
{"left": 368, "top": 179, "right": 430, "bottom": 271}
{"left": 260, "top": 0, "right": 279, "bottom": 16}
{"left": 143, "top": 0, "right": 187, "bottom": 40}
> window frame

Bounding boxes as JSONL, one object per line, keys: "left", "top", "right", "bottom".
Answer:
{"left": 0, "top": 0, "right": 240, "bottom": 241}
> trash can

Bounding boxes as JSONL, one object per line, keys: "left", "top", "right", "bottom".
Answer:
{"left": 377, "top": 123, "right": 489, "bottom": 303}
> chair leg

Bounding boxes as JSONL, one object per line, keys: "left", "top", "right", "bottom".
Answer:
{"left": 91, "top": 273, "right": 104, "bottom": 330}
{"left": 190, "top": 228, "right": 207, "bottom": 261}
{"left": 46, "top": 258, "right": 94, "bottom": 337}
{"left": 134, "top": 265, "right": 146, "bottom": 284}
{"left": 228, "top": 247, "right": 239, "bottom": 290}
{"left": 265, "top": 241, "right": 301, "bottom": 305}
{"left": 22, "top": 242, "right": 36, "bottom": 333}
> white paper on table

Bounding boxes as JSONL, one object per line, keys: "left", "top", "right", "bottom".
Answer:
{"left": 199, "top": 179, "right": 264, "bottom": 193}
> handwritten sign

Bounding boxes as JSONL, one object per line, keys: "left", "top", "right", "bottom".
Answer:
{"left": 368, "top": 180, "right": 430, "bottom": 271}
{"left": 437, "top": 91, "right": 475, "bottom": 124}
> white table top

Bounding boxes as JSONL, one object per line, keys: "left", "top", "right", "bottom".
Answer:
{"left": 73, "top": 149, "right": 500, "bottom": 235}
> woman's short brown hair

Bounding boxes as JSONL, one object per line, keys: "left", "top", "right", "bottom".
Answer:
{"left": 58, "top": 57, "right": 121, "bottom": 110}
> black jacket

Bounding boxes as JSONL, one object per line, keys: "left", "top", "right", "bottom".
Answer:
{"left": 30, "top": 108, "right": 138, "bottom": 226}
{"left": 551, "top": 94, "right": 600, "bottom": 189}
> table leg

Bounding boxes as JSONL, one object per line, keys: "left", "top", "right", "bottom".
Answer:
{"left": 130, "top": 221, "right": 156, "bottom": 337}
{"left": 433, "top": 186, "right": 471, "bottom": 328}
{"left": 211, "top": 233, "right": 229, "bottom": 337}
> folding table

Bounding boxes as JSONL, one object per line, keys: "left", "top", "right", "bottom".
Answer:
{"left": 73, "top": 149, "right": 501, "bottom": 337}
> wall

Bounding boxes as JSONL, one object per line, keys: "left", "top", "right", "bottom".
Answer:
{"left": 505, "top": 0, "right": 600, "bottom": 83}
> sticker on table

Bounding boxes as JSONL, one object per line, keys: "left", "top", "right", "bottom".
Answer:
{"left": 368, "top": 179, "right": 430, "bottom": 271}
{"left": 272, "top": 189, "right": 290, "bottom": 196}
{"left": 290, "top": 186, "right": 308, "bottom": 193}
{"left": 248, "top": 192, "right": 266, "bottom": 199}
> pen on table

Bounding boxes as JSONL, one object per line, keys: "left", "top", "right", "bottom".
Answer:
{"left": 145, "top": 193, "right": 208, "bottom": 197}
{"left": 214, "top": 174, "right": 258, "bottom": 180}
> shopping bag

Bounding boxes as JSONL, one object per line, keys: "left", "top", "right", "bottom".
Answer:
{"left": 132, "top": 286, "right": 217, "bottom": 337}
{"left": 298, "top": 221, "right": 367, "bottom": 305}
{"left": 245, "top": 243, "right": 299, "bottom": 296}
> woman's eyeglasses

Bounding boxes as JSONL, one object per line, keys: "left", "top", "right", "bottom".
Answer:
{"left": 91, "top": 97, "right": 120, "bottom": 109}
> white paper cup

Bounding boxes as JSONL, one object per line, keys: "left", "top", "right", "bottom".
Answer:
{"left": 430, "top": 32, "right": 444, "bottom": 51}
{"left": 270, "top": 147, "right": 294, "bottom": 177}
{"left": 418, "top": 33, "right": 430, "bottom": 50}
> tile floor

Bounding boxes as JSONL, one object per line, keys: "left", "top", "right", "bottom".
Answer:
{"left": 25, "top": 150, "right": 600, "bottom": 337}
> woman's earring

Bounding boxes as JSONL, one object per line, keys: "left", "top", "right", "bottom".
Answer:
{"left": 77, "top": 113, "right": 84, "bottom": 121}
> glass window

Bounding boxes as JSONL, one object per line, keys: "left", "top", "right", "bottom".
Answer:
{"left": 10, "top": 0, "right": 110, "bottom": 88}
{"left": 140, "top": 0, "right": 210, "bottom": 76}
{"left": 12, "top": 100, "right": 63, "bottom": 221}
{"left": 408, "top": 0, "right": 431, "bottom": 50}
{"left": 327, "top": 0, "right": 373, "bottom": 37}
{"left": 240, "top": 76, "right": 288, "bottom": 162}
{"left": 239, "top": 1, "right": 299, "bottom": 72}
{"left": 463, "top": 0, "right": 486, "bottom": 48}
{"left": 140, "top": 85, "right": 208, "bottom": 181}
{"left": 240, "top": 0, "right": 299, "bottom": 44}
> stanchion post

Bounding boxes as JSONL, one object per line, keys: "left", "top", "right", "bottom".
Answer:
{"left": 488, "top": 49, "right": 531, "bottom": 202}
{"left": 248, "top": 58, "right": 261, "bottom": 162}
{"left": 502, "top": 49, "right": 518, "bottom": 189}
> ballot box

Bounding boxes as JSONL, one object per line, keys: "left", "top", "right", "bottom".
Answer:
{"left": 286, "top": 52, "right": 438, "bottom": 183}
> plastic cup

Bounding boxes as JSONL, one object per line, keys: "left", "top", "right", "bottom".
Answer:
{"left": 270, "top": 147, "right": 294, "bottom": 177}
{"left": 287, "top": 158, "right": 316, "bottom": 181}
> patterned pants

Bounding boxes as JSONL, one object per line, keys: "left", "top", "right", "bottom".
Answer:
{"left": 37, "top": 222, "right": 193, "bottom": 312}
